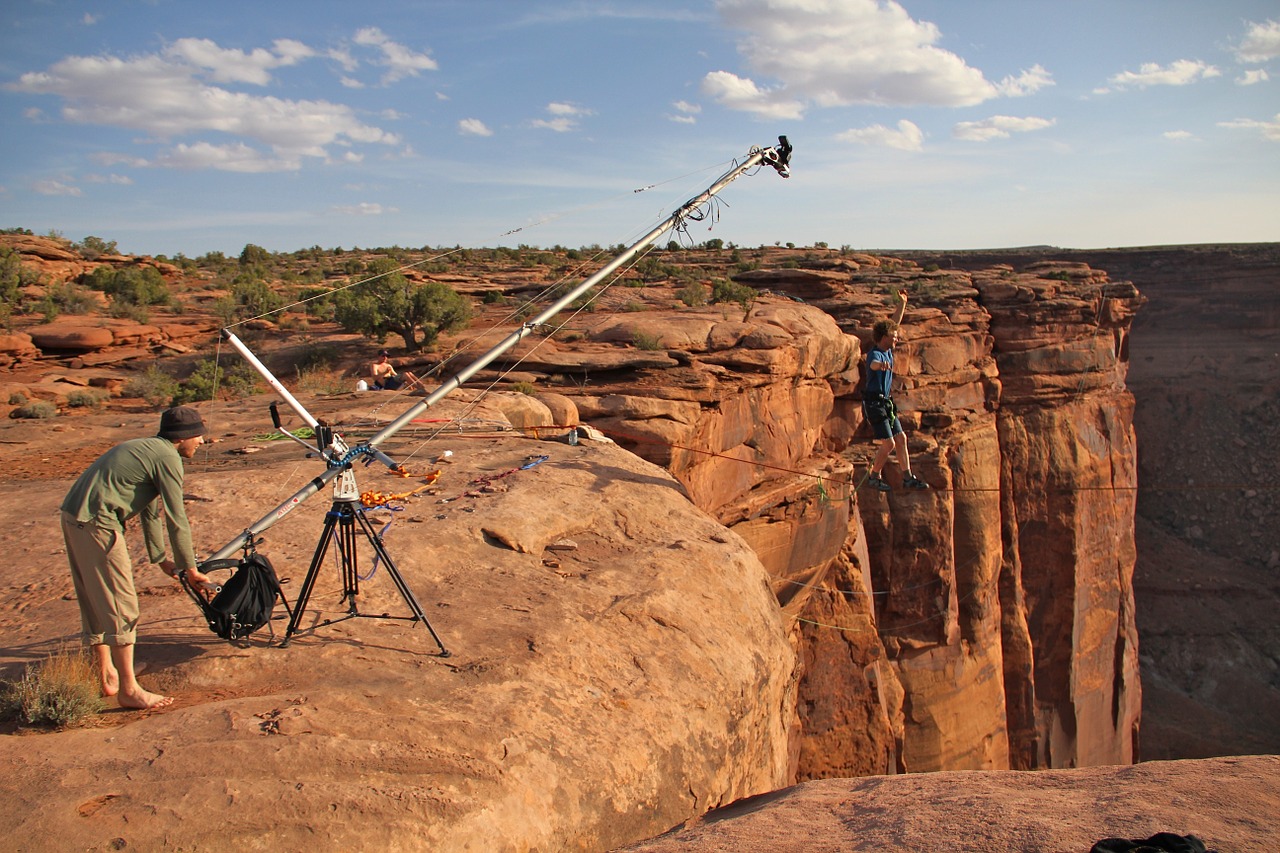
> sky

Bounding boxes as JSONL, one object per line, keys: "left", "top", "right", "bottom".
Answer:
{"left": 2, "top": 0, "right": 1278, "bottom": 258}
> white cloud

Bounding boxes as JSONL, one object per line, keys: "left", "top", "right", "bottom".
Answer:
{"left": 953, "top": 115, "right": 1055, "bottom": 141}
{"left": 1218, "top": 113, "right": 1280, "bottom": 142}
{"left": 836, "top": 119, "right": 923, "bottom": 151}
{"left": 82, "top": 13, "right": 98, "bottom": 25}
{"left": 459, "top": 118, "right": 493, "bottom": 137}
{"left": 1234, "top": 20, "right": 1280, "bottom": 63}
{"left": 705, "top": 0, "right": 1013, "bottom": 118}
{"left": 667, "top": 100, "right": 702, "bottom": 124}
{"left": 996, "top": 64, "right": 1054, "bottom": 97}
{"left": 83, "top": 173, "right": 135, "bottom": 184}
{"left": 331, "top": 202, "right": 397, "bottom": 216}
{"left": 328, "top": 47, "right": 359, "bottom": 73}
{"left": 353, "top": 27, "right": 437, "bottom": 84}
{"left": 90, "top": 152, "right": 149, "bottom": 168}
{"left": 546, "top": 102, "right": 592, "bottom": 117}
{"left": 701, "top": 71, "right": 804, "bottom": 120}
{"left": 153, "top": 142, "right": 301, "bottom": 172}
{"left": 12, "top": 48, "right": 400, "bottom": 171}
{"left": 1237, "top": 69, "right": 1269, "bottom": 86}
{"left": 1105, "top": 59, "right": 1221, "bottom": 90}
{"left": 531, "top": 118, "right": 579, "bottom": 132}
{"left": 1163, "top": 130, "right": 1195, "bottom": 141}
{"left": 164, "top": 37, "right": 314, "bottom": 86}
{"left": 33, "top": 178, "right": 82, "bottom": 196}
{"left": 531, "top": 102, "right": 594, "bottom": 132}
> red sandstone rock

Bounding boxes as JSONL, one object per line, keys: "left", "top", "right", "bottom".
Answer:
{"left": 27, "top": 322, "right": 115, "bottom": 352}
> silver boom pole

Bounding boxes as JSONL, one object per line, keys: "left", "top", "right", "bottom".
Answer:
{"left": 206, "top": 137, "right": 792, "bottom": 563}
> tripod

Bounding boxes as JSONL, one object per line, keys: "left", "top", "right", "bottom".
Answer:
{"left": 282, "top": 494, "right": 450, "bottom": 656}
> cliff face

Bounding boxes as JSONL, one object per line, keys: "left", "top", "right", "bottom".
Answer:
{"left": 894, "top": 244, "right": 1280, "bottom": 761}
{"left": 558, "top": 256, "right": 1144, "bottom": 777}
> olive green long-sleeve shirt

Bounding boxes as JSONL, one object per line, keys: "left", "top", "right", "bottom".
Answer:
{"left": 61, "top": 436, "right": 197, "bottom": 570}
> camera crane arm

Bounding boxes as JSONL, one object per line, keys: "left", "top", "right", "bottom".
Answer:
{"left": 204, "top": 136, "right": 792, "bottom": 563}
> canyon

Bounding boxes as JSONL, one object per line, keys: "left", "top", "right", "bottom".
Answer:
{"left": 0, "top": 236, "right": 1275, "bottom": 849}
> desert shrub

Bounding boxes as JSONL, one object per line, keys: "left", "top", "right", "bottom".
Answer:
{"left": 230, "top": 275, "right": 284, "bottom": 319}
{"left": 632, "top": 331, "right": 664, "bottom": 351}
{"left": 0, "top": 647, "right": 104, "bottom": 727}
{"left": 621, "top": 299, "right": 646, "bottom": 312}
{"left": 1, "top": 246, "right": 44, "bottom": 309}
{"left": 210, "top": 296, "right": 239, "bottom": 327}
{"left": 122, "top": 365, "right": 180, "bottom": 407}
{"left": 297, "top": 286, "right": 335, "bottom": 318}
{"left": 710, "top": 278, "right": 757, "bottom": 309}
{"left": 677, "top": 282, "right": 707, "bottom": 307}
{"left": 75, "top": 235, "right": 117, "bottom": 261}
{"left": 82, "top": 265, "right": 170, "bottom": 307}
{"left": 171, "top": 357, "right": 262, "bottom": 405}
{"left": 107, "top": 301, "right": 150, "bottom": 323}
{"left": 510, "top": 380, "right": 537, "bottom": 395}
{"left": 293, "top": 342, "right": 340, "bottom": 371}
{"left": 66, "top": 389, "right": 106, "bottom": 408}
{"left": 43, "top": 281, "right": 99, "bottom": 315}
{"left": 10, "top": 400, "right": 57, "bottom": 419}
{"left": 8, "top": 392, "right": 26, "bottom": 405}
{"left": 293, "top": 365, "right": 349, "bottom": 396}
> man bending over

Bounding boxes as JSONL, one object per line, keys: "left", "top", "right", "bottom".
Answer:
{"left": 60, "top": 406, "right": 214, "bottom": 709}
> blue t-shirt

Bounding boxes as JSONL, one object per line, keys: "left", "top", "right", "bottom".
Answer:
{"left": 864, "top": 346, "right": 894, "bottom": 399}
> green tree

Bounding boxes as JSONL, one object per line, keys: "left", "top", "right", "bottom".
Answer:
{"left": 171, "top": 358, "right": 261, "bottom": 405}
{"left": 331, "top": 258, "right": 472, "bottom": 351}
{"left": 0, "top": 246, "right": 38, "bottom": 306}
{"left": 81, "top": 265, "right": 170, "bottom": 306}
{"left": 239, "top": 243, "right": 271, "bottom": 267}
{"left": 76, "top": 236, "right": 117, "bottom": 260}
{"left": 230, "top": 272, "right": 284, "bottom": 319}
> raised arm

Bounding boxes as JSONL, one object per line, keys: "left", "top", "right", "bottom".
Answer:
{"left": 894, "top": 288, "right": 908, "bottom": 327}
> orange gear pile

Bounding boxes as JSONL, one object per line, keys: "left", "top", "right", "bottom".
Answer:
{"left": 360, "top": 469, "right": 441, "bottom": 507}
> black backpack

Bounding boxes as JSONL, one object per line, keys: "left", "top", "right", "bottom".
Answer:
{"left": 184, "top": 552, "right": 290, "bottom": 641}
{"left": 1091, "top": 833, "right": 1213, "bottom": 853}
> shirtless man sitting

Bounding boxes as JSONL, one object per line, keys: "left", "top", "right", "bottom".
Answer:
{"left": 370, "top": 350, "right": 422, "bottom": 391}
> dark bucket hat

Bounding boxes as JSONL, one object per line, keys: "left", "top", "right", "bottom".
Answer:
{"left": 158, "top": 406, "right": 208, "bottom": 440}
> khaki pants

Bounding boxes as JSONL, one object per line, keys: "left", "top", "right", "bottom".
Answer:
{"left": 61, "top": 511, "right": 139, "bottom": 646}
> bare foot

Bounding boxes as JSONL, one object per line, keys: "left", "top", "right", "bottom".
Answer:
{"left": 100, "top": 662, "right": 147, "bottom": 698}
{"left": 100, "top": 667, "right": 119, "bottom": 698}
{"left": 117, "top": 687, "right": 173, "bottom": 711}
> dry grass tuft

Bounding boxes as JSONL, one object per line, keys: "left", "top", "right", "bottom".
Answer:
{"left": 0, "top": 646, "right": 104, "bottom": 728}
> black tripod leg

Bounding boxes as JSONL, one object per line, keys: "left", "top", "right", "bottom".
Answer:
{"left": 337, "top": 510, "right": 361, "bottom": 616}
{"left": 283, "top": 511, "right": 339, "bottom": 645}
{"left": 354, "top": 510, "right": 450, "bottom": 657}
